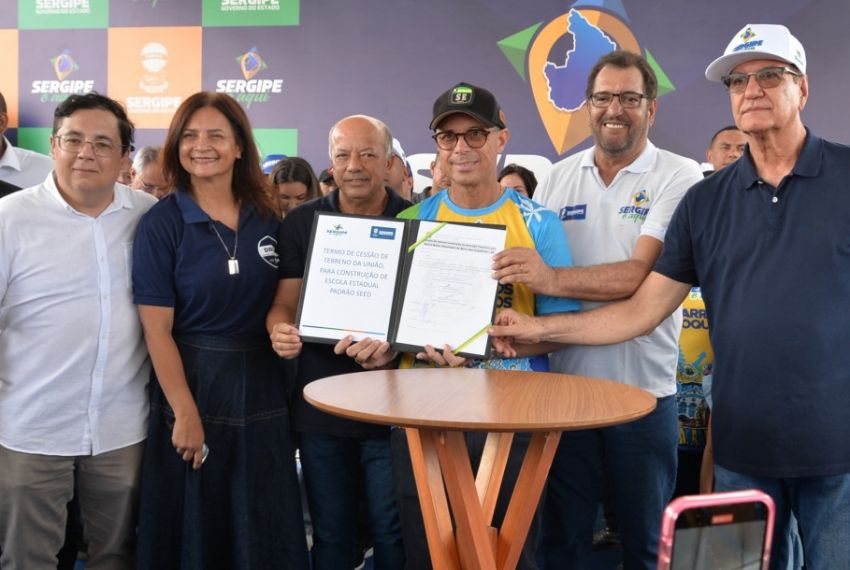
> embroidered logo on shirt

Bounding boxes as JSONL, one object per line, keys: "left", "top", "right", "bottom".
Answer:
{"left": 257, "top": 235, "right": 279, "bottom": 268}
{"left": 519, "top": 199, "right": 546, "bottom": 227}
{"left": 559, "top": 204, "right": 587, "bottom": 221}
{"left": 618, "top": 190, "right": 650, "bottom": 222}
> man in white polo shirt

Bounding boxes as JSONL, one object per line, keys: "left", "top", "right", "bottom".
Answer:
{"left": 493, "top": 50, "right": 702, "bottom": 569}
{"left": 0, "top": 91, "right": 54, "bottom": 189}
{"left": 0, "top": 92, "right": 156, "bottom": 569}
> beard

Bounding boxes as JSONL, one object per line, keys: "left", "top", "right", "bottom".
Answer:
{"left": 591, "top": 111, "right": 649, "bottom": 158}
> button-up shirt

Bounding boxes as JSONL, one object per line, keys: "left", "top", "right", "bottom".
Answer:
{"left": 0, "top": 136, "right": 54, "bottom": 189}
{"left": 655, "top": 131, "right": 850, "bottom": 478}
{"left": 0, "top": 174, "right": 156, "bottom": 455}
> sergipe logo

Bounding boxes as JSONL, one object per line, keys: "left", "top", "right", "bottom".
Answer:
{"left": 215, "top": 47, "right": 283, "bottom": 109}
{"left": 618, "top": 189, "right": 651, "bottom": 222}
{"left": 498, "top": 0, "right": 675, "bottom": 156}
{"left": 35, "top": 0, "right": 91, "bottom": 16}
{"left": 220, "top": 0, "right": 282, "bottom": 13}
{"left": 239, "top": 47, "right": 266, "bottom": 80}
{"left": 125, "top": 41, "right": 183, "bottom": 118}
{"left": 52, "top": 50, "right": 78, "bottom": 81}
{"left": 108, "top": 27, "right": 200, "bottom": 128}
{"left": 31, "top": 49, "right": 94, "bottom": 103}
{"left": 139, "top": 42, "right": 169, "bottom": 94}
{"left": 732, "top": 26, "right": 763, "bottom": 53}
{"left": 204, "top": 0, "right": 297, "bottom": 26}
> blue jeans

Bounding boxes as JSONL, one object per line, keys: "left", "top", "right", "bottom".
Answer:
{"left": 539, "top": 395, "right": 678, "bottom": 570}
{"left": 299, "top": 432, "right": 404, "bottom": 570}
{"left": 715, "top": 464, "right": 850, "bottom": 570}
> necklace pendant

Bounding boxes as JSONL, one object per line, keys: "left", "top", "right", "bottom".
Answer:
{"left": 228, "top": 259, "right": 240, "bottom": 275}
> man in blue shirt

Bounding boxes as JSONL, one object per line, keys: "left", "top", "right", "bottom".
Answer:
{"left": 490, "top": 24, "right": 850, "bottom": 570}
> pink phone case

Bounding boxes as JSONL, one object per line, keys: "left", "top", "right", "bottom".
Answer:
{"left": 657, "top": 490, "right": 775, "bottom": 570}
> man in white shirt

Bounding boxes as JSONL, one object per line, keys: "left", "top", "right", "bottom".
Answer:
{"left": 492, "top": 50, "right": 703, "bottom": 569}
{"left": 0, "top": 92, "right": 156, "bottom": 569}
{"left": 0, "top": 91, "right": 54, "bottom": 189}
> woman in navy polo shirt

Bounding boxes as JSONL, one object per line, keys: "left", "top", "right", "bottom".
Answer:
{"left": 132, "top": 92, "right": 308, "bottom": 569}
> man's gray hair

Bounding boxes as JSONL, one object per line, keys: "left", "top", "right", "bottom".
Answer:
{"left": 327, "top": 115, "right": 393, "bottom": 160}
{"left": 132, "top": 145, "right": 161, "bottom": 173}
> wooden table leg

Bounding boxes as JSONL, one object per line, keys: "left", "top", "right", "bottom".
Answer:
{"left": 496, "top": 431, "right": 561, "bottom": 570}
{"left": 475, "top": 433, "right": 514, "bottom": 525}
{"left": 408, "top": 429, "right": 560, "bottom": 570}
{"left": 437, "top": 431, "right": 498, "bottom": 570}
{"left": 406, "top": 428, "right": 460, "bottom": 570}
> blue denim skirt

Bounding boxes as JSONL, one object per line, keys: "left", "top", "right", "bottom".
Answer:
{"left": 137, "top": 334, "right": 309, "bottom": 570}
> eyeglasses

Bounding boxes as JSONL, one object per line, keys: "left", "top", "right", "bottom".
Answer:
{"left": 432, "top": 128, "right": 495, "bottom": 150}
{"left": 55, "top": 134, "right": 120, "bottom": 157}
{"left": 588, "top": 91, "right": 648, "bottom": 109}
{"left": 721, "top": 66, "right": 801, "bottom": 93}
{"left": 138, "top": 177, "right": 168, "bottom": 194}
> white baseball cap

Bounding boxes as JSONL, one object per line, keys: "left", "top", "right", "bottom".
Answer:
{"left": 391, "top": 138, "right": 407, "bottom": 163}
{"left": 705, "top": 24, "right": 806, "bottom": 82}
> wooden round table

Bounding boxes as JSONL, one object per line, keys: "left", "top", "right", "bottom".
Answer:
{"left": 305, "top": 368, "right": 656, "bottom": 570}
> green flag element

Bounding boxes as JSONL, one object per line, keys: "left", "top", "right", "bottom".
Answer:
{"left": 497, "top": 22, "right": 542, "bottom": 81}
{"left": 645, "top": 48, "right": 675, "bottom": 97}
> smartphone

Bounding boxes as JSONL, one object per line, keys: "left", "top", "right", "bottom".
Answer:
{"left": 657, "top": 490, "right": 775, "bottom": 570}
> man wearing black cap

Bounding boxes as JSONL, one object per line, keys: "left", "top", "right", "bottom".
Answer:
{"left": 340, "top": 82, "right": 580, "bottom": 569}
{"left": 490, "top": 25, "right": 850, "bottom": 569}
{"left": 491, "top": 50, "right": 703, "bottom": 569}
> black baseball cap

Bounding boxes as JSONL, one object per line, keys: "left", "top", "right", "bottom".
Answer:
{"left": 430, "top": 82, "right": 507, "bottom": 131}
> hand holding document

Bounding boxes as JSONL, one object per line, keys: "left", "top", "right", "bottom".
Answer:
{"left": 393, "top": 220, "right": 505, "bottom": 357}
{"left": 297, "top": 214, "right": 406, "bottom": 343}
{"left": 296, "top": 213, "right": 506, "bottom": 358}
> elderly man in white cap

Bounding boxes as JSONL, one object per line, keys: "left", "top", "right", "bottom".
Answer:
{"left": 490, "top": 23, "right": 850, "bottom": 570}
